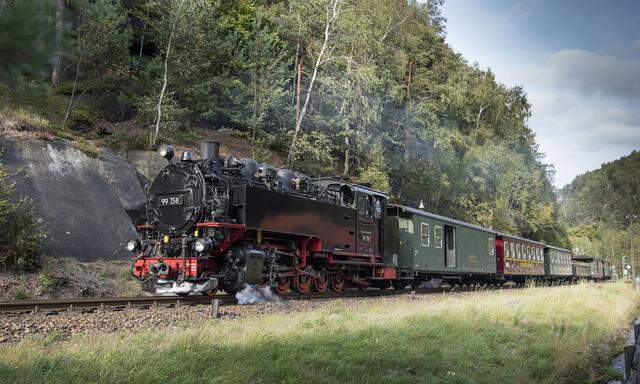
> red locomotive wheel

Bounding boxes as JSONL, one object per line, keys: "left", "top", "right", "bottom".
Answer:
{"left": 330, "top": 271, "right": 345, "bottom": 292}
{"left": 295, "top": 273, "right": 313, "bottom": 294}
{"left": 274, "top": 275, "right": 291, "bottom": 294}
{"left": 314, "top": 269, "right": 329, "bottom": 293}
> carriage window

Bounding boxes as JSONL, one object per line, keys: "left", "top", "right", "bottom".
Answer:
{"left": 505, "top": 241, "right": 510, "bottom": 257}
{"left": 399, "top": 218, "right": 414, "bottom": 234}
{"left": 488, "top": 238, "right": 495, "bottom": 255}
{"left": 510, "top": 242, "right": 515, "bottom": 258}
{"left": 527, "top": 246, "right": 531, "bottom": 260}
{"left": 516, "top": 244, "right": 521, "bottom": 258}
{"left": 421, "top": 223, "right": 430, "bottom": 246}
{"left": 434, "top": 226, "right": 443, "bottom": 248}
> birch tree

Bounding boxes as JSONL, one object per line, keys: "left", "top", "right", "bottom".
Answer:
{"left": 151, "top": 0, "right": 186, "bottom": 148}
{"left": 286, "top": 0, "right": 342, "bottom": 167}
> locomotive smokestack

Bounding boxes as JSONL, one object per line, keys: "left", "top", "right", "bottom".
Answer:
{"left": 200, "top": 141, "right": 220, "bottom": 160}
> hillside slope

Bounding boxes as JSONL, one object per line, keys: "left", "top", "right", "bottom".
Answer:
{"left": 559, "top": 150, "right": 640, "bottom": 266}
{"left": 560, "top": 150, "right": 640, "bottom": 228}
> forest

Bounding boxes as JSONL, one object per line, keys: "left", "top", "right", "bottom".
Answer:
{"left": 1, "top": 0, "right": 574, "bottom": 250}
{"left": 560, "top": 151, "right": 640, "bottom": 274}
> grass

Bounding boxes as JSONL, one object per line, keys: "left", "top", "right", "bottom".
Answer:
{"left": 0, "top": 283, "right": 637, "bottom": 384}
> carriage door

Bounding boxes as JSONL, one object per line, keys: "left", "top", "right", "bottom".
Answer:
{"left": 356, "top": 193, "right": 375, "bottom": 255}
{"left": 444, "top": 225, "right": 456, "bottom": 267}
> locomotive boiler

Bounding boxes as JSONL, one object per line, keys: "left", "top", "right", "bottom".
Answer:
{"left": 126, "top": 141, "right": 392, "bottom": 296}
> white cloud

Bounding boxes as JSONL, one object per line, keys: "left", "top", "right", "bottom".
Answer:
{"left": 522, "top": 43, "right": 640, "bottom": 99}
{"left": 528, "top": 92, "right": 640, "bottom": 185}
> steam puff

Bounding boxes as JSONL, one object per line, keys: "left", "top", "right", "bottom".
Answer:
{"left": 235, "top": 284, "right": 281, "bottom": 305}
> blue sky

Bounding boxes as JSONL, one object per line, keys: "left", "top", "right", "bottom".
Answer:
{"left": 441, "top": 0, "right": 640, "bottom": 186}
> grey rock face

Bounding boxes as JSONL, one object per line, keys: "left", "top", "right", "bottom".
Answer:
{"left": 124, "top": 150, "right": 166, "bottom": 181}
{"left": 0, "top": 138, "right": 148, "bottom": 261}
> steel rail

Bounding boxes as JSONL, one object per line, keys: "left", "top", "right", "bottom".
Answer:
{"left": 0, "top": 285, "right": 487, "bottom": 316}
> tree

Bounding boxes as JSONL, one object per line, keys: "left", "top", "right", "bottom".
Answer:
{"left": 63, "top": 0, "right": 132, "bottom": 129}
{"left": 51, "top": 0, "right": 65, "bottom": 88}
{"left": 286, "top": 0, "right": 342, "bottom": 167}
{"left": 0, "top": 0, "right": 55, "bottom": 81}
{"left": 151, "top": 0, "right": 186, "bottom": 148}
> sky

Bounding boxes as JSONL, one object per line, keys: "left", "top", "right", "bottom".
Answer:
{"left": 441, "top": 0, "right": 640, "bottom": 187}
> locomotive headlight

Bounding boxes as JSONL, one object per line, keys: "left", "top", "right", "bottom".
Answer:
{"left": 126, "top": 238, "right": 142, "bottom": 253}
{"left": 194, "top": 237, "right": 212, "bottom": 252}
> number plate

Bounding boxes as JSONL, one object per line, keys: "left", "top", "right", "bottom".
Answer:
{"left": 157, "top": 195, "right": 184, "bottom": 207}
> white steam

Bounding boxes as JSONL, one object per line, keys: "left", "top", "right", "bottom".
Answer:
{"left": 235, "top": 284, "right": 281, "bottom": 305}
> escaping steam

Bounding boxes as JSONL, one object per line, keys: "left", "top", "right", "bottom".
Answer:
{"left": 235, "top": 284, "right": 281, "bottom": 305}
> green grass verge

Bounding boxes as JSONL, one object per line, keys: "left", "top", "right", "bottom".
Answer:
{"left": 0, "top": 282, "right": 637, "bottom": 384}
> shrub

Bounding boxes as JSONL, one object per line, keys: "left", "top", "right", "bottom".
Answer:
{"left": 0, "top": 153, "right": 44, "bottom": 271}
{"left": 39, "top": 268, "right": 64, "bottom": 293}
{"left": 12, "top": 289, "right": 32, "bottom": 301}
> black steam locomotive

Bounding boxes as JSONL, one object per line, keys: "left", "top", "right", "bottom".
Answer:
{"left": 127, "top": 141, "right": 390, "bottom": 295}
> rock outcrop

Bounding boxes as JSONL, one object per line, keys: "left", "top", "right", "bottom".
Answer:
{"left": 0, "top": 137, "right": 147, "bottom": 261}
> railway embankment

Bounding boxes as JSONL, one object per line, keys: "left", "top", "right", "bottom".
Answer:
{"left": 0, "top": 282, "right": 636, "bottom": 383}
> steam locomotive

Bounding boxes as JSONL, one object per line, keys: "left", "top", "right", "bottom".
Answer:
{"left": 126, "top": 141, "right": 610, "bottom": 296}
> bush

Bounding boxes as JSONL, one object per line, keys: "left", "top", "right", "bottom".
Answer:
{"left": 39, "top": 268, "right": 64, "bottom": 293}
{"left": 0, "top": 154, "right": 44, "bottom": 271}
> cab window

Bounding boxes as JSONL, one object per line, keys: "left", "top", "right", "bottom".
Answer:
{"left": 357, "top": 194, "right": 367, "bottom": 217}
{"left": 488, "top": 238, "right": 495, "bottom": 255}
{"left": 373, "top": 197, "right": 383, "bottom": 219}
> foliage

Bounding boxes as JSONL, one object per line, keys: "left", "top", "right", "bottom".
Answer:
{"left": 560, "top": 151, "right": 640, "bottom": 228}
{"left": 70, "top": 0, "right": 132, "bottom": 88}
{"left": 0, "top": 283, "right": 635, "bottom": 383}
{"left": 12, "top": 289, "right": 32, "bottom": 301}
{"left": 0, "top": 0, "right": 571, "bottom": 245}
{"left": 39, "top": 267, "right": 64, "bottom": 293}
{"left": 560, "top": 151, "right": 640, "bottom": 270}
{"left": 0, "top": 0, "right": 55, "bottom": 81}
{"left": 0, "top": 154, "right": 44, "bottom": 271}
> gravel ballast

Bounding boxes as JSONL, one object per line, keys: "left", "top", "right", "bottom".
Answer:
{"left": 0, "top": 294, "right": 439, "bottom": 343}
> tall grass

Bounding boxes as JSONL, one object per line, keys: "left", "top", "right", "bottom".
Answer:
{"left": 0, "top": 282, "right": 637, "bottom": 384}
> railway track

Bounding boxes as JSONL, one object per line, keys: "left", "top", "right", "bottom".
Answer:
{"left": 0, "top": 286, "right": 478, "bottom": 316}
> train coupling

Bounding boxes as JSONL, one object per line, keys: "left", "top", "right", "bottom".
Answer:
{"left": 152, "top": 278, "right": 219, "bottom": 296}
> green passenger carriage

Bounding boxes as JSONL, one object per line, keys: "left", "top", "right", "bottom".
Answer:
{"left": 387, "top": 205, "right": 497, "bottom": 286}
